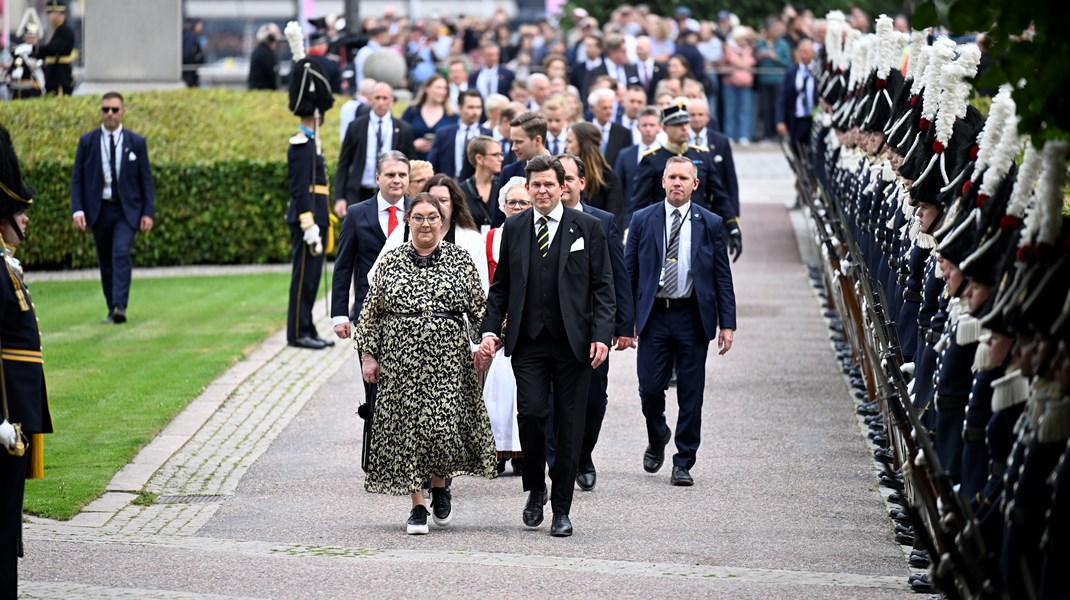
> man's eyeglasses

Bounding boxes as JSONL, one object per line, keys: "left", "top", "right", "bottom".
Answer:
{"left": 411, "top": 215, "right": 441, "bottom": 225}
{"left": 505, "top": 200, "right": 531, "bottom": 208}
{"left": 101, "top": 107, "right": 121, "bottom": 114}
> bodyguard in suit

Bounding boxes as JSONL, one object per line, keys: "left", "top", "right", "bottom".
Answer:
{"left": 428, "top": 90, "right": 490, "bottom": 180}
{"left": 334, "top": 82, "right": 416, "bottom": 218}
{"left": 588, "top": 88, "right": 632, "bottom": 169}
{"left": 283, "top": 24, "right": 336, "bottom": 350}
{"left": 70, "top": 92, "right": 155, "bottom": 324}
{"left": 558, "top": 154, "right": 634, "bottom": 491}
{"left": 630, "top": 103, "right": 742, "bottom": 261}
{"left": 469, "top": 41, "right": 515, "bottom": 99}
{"left": 478, "top": 156, "right": 615, "bottom": 537}
{"left": 625, "top": 156, "right": 736, "bottom": 486}
{"left": 0, "top": 125, "right": 52, "bottom": 600}
{"left": 332, "top": 151, "right": 410, "bottom": 409}
{"left": 613, "top": 106, "right": 662, "bottom": 228}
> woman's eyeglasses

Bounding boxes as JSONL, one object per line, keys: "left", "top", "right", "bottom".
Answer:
{"left": 411, "top": 215, "right": 441, "bottom": 225}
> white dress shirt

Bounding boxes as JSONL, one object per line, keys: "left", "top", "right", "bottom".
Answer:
{"left": 795, "top": 66, "right": 815, "bottom": 119}
{"left": 376, "top": 192, "right": 406, "bottom": 237}
{"left": 546, "top": 131, "right": 567, "bottom": 156}
{"left": 455, "top": 122, "right": 478, "bottom": 178}
{"left": 99, "top": 125, "right": 124, "bottom": 200}
{"left": 533, "top": 201, "right": 565, "bottom": 248}
{"left": 689, "top": 128, "right": 707, "bottom": 149}
{"left": 362, "top": 115, "right": 394, "bottom": 188}
{"left": 339, "top": 99, "right": 363, "bottom": 143}
{"left": 476, "top": 66, "right": 498, "bottom": 99}
{"left": 657, "top": 200, "right": 693, "bottom": 298}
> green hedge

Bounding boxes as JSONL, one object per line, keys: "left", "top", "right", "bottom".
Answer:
{"left": 0, "top": 88, "right": 347, "bottom": 269}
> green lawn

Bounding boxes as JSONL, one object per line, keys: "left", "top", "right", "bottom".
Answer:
{"left": 24, "top": 272, "right": 292, "bottom": 519}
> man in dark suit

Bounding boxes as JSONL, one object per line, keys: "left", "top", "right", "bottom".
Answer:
{"left": 688, "top": 98, "right": 740, "bottom": 218}
{"left": 33, "top": 0, "right": 75, "bottom": 95}
{"left": 584, "top": 35, "right": 640, "bottom": 95}
{"left": 428, "top": 90, "right": 490, "bottom": 180}
{"left": 332, "top": 152, "right": 410, "bottom": 408}
{"left": 478, "top": 156, "right": 615, "bottom": 537}
{"left": 776, "top": 38, "right": 817, "bottom": 158}
{"left": 0, "top": 125, "right": 53, "bottom": 600}
{"left": 558, "top": 154, "right": 634, "bottom": 491}
{"left": 70, "top": 92, "right": 156, "bottom": 324}
{"left": 614, "top": 106, "right": 662, "bottom": 228}
{"left": 570, "top": 33, "right": 603, "bottom": 105}
{"left": 496, "top": 112, "right": 550, "bottom": 225}
{"left": 635, "top": 35, "right": 666, "bottom": 103}
{"left": 469, "top": 41, "right": 515, "bottom": 99}
{"left": 334, "top": 82, "right": 416, "bottom": 218}
{"left": 625, "top": 156, "right": 736, "bottom": 486}
{"left": 588, "top": 88, "right": 632, "bottom": 168}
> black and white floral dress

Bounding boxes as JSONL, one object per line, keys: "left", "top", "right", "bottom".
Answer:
{"left": 357, "top": 241, "right": 498, "bottom": 494}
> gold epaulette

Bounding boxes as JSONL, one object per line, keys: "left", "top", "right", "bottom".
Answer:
{"left": 641, "top": 144, "right": 662, "bottom": 158}
{"left": 689, "top": 144, "right": 710, "bottom": 153}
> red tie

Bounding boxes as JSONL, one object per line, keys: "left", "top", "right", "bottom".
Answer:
{"left": 387, "top": 205, "right": 399, "bottom": 236}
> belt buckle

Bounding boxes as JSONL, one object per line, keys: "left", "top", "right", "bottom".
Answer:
{"left": 420, "top": 311, "right": 433, "bottom": 318}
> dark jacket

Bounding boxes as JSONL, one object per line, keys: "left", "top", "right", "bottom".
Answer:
{"left": 334, "top": 115, "right": 416, "bottom": 204}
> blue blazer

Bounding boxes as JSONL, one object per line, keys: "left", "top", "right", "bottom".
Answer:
{"left": 613, "top": 145, "right": 642, "bottom": 225}
{"left": 582, "top": 202, "right": 635, "bottom": 338}
{"left": 71, "top": 128, "right": 155, "bottom": 229}
{"left": 427, "top": 123, "right": 492, "bottom": 180}
{"left": 625, "top": 203, "right": 736, "bottom": 340}
{"left": 331, "top": 195, "right": 409, "bottom": 323}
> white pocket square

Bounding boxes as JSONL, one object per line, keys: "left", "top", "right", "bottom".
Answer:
{"left": 128, "top": 152, "right": 137, "bottom": 161}
{"left": 570, "top": 238, "right": 585, "bottom": 252}
{"left": 714, "top": 155, "right": 723, "bottom": 163}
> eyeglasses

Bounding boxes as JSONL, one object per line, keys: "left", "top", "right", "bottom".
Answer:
{"left": 505, "top": 200, "right": 531, "bottom": 208}
{"left": 101, "top": 106, "right": 121, "bottom": 114}
{"left": 411, "top": 215, "right": 441, "bottom": 225}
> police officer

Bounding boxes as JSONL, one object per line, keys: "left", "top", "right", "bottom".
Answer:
{"left": 0, "top": 125, "right": 52, "bottom": 599}
{"left": 33, "top": 0, "right": 75, "bottom": 96}
{"left": 628, "top": 102, "right": 742, "bottom": 261}
{"left": 284, "top": 21, "right": 336, "bottom": 350}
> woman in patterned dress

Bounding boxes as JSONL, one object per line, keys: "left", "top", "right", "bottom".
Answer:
{"left": 357, "top": 193, "right": 497, "bottom": 535}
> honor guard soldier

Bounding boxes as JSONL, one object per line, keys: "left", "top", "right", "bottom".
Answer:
{"left": 629, "top": 103, "right": 743, "bottom": 261}
{"left": 33, "top": 0, "right": 76, "bottom": 96}
{"left": 0, "top": 125, "right": 52, "bottom": 599}
{"left": 284, "top": 21, "right": 336, "bottom": 350}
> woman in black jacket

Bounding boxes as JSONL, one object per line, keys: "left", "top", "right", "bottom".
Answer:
{"left": 566, "top": 121, "right": 624, "bottom": 227}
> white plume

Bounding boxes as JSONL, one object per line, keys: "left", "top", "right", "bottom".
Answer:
{"left": 1013, "top": 142, "right": 1043, "bottom": 248}
{"left": 920, "top": 37, "right": 957, "bottom": 121}
{"left": 284, "top": 21, "right": 306, "bottom": 62}
{"left": 1036, "top": 140, "right": 1070, "bottom": 246}
{"left": 935, "top": 43, "right": 981, "bottom": 145}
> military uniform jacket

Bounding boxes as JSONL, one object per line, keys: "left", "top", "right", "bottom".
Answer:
{"left": 1, "top": 254, "right": 51, "bottom": 434}
{"left": 33, "top": 20, "right": 75, "bottom": 95}
{"left": 629, "top": 144, "right": 736, "bottom": 226}
{"left": 287, "top": 133, "right": 330, "bottom": 230}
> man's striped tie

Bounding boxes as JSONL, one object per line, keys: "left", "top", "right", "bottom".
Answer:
{"left": 536, "top": 216, "right": 550, "bottom": 258}
{"left": 661, "top": 209, "right": 683, "bottom": 295}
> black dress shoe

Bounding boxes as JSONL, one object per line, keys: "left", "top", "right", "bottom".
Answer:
{"left": 111, "top": 306, "right": 127, "bottom": 324}
{"left": 102, "top": 311, "right": 115, "bottom": 324}
{"left": 576, "top": 467, "right": 596, "bottom": 491}
{"left": 289, "top": 336, "right": 327, "bottom": 350}
{"left": 643, "top": 430, "right": 671, "bottom": 473}
{"left": 550, "top": 514, "right": 573, "bottom": 537}
{"left": 670, "top": 466, "right": 694, "bottom": 486}
{"left": 312, "top": 335, "right": 336, "bottom": 347}
{"left": 522, "top": 489, "right": 547, "bottom": 528}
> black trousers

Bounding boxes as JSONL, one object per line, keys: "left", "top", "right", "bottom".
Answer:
{"left": 91, "top": 201, "right": 137, "bottom": 312}
{"left": 1, "top": 451, "right": 28, "bottom": 599}
{"left": 510, "top": 330, "right": 590, "bottom": 516}
{"left": 579, "top": 356, "right": 610, "bottom": 470}
{"left": 287, "top": 223, "right": 325, "bottom": 342}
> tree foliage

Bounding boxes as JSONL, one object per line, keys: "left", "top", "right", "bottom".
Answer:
{"left": 912, "top": 0, "right": 1070, "bottom": 142}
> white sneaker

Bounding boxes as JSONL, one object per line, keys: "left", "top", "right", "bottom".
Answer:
{"left": 406, "top": 505, "right": 430, "bottom": 535}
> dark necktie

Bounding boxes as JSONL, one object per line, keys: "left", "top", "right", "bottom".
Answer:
{"left": 109, "top": 133, "right": 120, "bottom": 200}
{"left": 550, "top": 137, "right": 558, "bottom": 156}
{"left": 661, "top": 209, "right": 683, "bottom": 296}
{"left": 375, "top": 119, "right": 384, "bottom": 158}
{"left": 536, "top": 216, "right": 550, "bottom": 258}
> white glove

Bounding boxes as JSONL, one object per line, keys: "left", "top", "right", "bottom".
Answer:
{"left": 0, "top": 419, "right": 16, "bottom": 450}
{"left": 14, "top": 43, "right": 34, "bottom": 57}
{"left": 303, "top": 224, "right": 323, "bottom": 256}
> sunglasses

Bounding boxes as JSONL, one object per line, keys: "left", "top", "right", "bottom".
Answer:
{"left": 101, "top": 107, "right": 122, "bottom": 114}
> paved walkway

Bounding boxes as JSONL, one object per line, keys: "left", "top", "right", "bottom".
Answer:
{"left": 19, "top": 150, "right": 913, "bottom": 599}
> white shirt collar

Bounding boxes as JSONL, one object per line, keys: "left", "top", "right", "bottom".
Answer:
{"left": 101, "top": 124, "right": 124, "bottom": 137}
{"left": 377, "top": 193, "right": 405, "bottom": 212}
{"left": 663, "top": 199, "right": 691, "bottom": 220}
{"left": 534, "top": 201, "right": 565, "bottom": 224}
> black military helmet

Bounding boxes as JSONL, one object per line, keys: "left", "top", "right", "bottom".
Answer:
{"left": 284, "top": 20, "right": 334, "bottom": 118}
{"left": 0, "top": 125, "right": 34, "bottom": 223}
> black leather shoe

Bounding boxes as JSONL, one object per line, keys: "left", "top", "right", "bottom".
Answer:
{"left": 643, "top": 430, "right": 671, "bottom": 473}
{"left": 550, "top": 514, "right": 573, "bottom": 537}
{"left": 576, "top": 460, "right": 596, "bottom": 491}
{"left": 522, "top": 489, "right": 547, "bottom": 528}
{"left": 289, "top": 336, "right": 327, "bottom": 350}
{"left": 111, "top": 306, "right": 127, "bottom": 324}
{"left": 102, "top": 311, "right": 115, "bottom": 324}
{"left": 670, "top": 466, "right": 694, "bottom": 486}
{"left": 312, "top": 335, "right": 336, "bottom": 347}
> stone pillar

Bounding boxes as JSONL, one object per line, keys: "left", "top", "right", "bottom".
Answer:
{"left": 79, "top": 0, "right": 183, "bottom": 92}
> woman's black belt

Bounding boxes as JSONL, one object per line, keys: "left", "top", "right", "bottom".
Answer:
{"left": 390, "top": 311, "right": 464, "bottom": 323}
